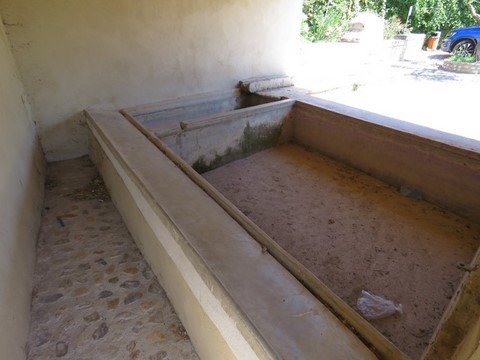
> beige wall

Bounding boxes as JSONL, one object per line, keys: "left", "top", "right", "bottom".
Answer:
{"left": 0, "top": 16, "right": 44, "bottom": 360}
{"left": 0, "top": 0, "right": 302, "bottom": 161}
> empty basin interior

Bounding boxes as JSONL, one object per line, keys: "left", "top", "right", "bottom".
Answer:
{"left": 119, "top": 92, "right": 480, "bottom": 360}
{"left": 203, "top": 143, "right": 479, "bottom": 359}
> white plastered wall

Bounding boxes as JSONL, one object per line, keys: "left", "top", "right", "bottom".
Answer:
{"left": 0, "top": 0, "right": 302, "bottom": 161}
{"left": 0, "top": 16, "right": 45, "bottom": 360}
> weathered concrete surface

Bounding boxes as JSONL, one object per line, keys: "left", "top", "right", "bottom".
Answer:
{"left": 27, "top": 157, "right": 198, "bottom": 360}
{"left": 124, "top": 88, "right": 480, "bottom": 358}
{"left": 0, "top": 16, "right": 45, "bottom": 360}
{"left": 87, "top": 109, "right": 377, "bottom": 360}
{"left": 204, "top": 143, "right": 480, "bottom": 359}
{"left": 124, "top": 93, "right": 295, "bottom": 174}
{"left": 123, "top": 101, "right": 407, "bottom": 359}
{"left": 128, "top": 90, "right": 279, "bottom": 125}
{"left": 424, "top": 244, "right": 480, "bottom": 360}
{"left": 288, "top": 100, "right": 480, "bottom": 223}
{"left": 127, "top": 89, "right": 282, "bottom": 138}
{"left": 158, "top": 100, "right": 295, "bottom": 172}
{"left": 239, "top": 76, "right": 294, "bottom": 93}
{"left": 89, "top": 118, "right": 261, "bottom": 360}
{"left": 0, "top": 0, "right": 302, "bottom": 161}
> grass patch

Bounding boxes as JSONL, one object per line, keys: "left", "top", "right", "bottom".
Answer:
{"left": 449, "top": 54, "right": 477, "bottom": 63}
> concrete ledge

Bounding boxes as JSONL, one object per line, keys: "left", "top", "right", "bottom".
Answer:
{"left": 239, "top": 76, "right": 294, "bottom": 93}
{"left": 124, "top": 89, "right": 241, "bottom": 122}
{"left": 86, "top": 110, "right": 376, "bottom": 360}
{"left": 178, "top": 99, "right": 295, "bottom": 132}
{"left": 160, "top": 100, "right": 295, "bottom": 171}
{"left": 261, "top": 87, "right": 480, "bottom": 155}
{"left": 123, "top": 89, "right": 282, "bottom": 126}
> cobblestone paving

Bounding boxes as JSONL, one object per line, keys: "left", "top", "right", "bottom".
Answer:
{"left": 27, "top": 156, "right": 199, "bottom": 360}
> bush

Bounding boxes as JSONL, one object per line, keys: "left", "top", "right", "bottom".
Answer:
{"left": 301, "top": 0, "right": 354, "bottom": 41}
{"left": 301, "top": 0, "right": 480, "bottom": 43}
{"left": 410, "top": 0, "right": 476, "bottom": 35}
{"left": 384, "top": 15, "right": 410, "bottom": 39}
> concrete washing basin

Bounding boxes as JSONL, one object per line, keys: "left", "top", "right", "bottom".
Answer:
{"left": 86, "top": 88, "right": 480, "bottom": 360}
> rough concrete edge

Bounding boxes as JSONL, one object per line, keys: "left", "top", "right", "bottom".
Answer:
{"left": 453, "top": 318, "right": 480, "bottom": 360}
{"left": 258, "top": 87, "right": 480, "bottom": 156}
{"left": 179, "top": 99, "right": 295, "bottom": 132}
{"left": 292, "top": 99, "right": 480, "bottom": 161}
{"left": 239, "top": 76, "right": 294, "bottom": 94}
{"left": 123, "top": 88, "right": 241, "bottom": 117}
{"left": 86, "top": 112, "right": 276, "bottom": 360}
{"left": 120, "top": 106, "right": 407, "bottom": 360}
{"left": 88, "top": 135, "right": 250, "bottom": 360}
{"left": 422, "top": 245, "right": 480, "bottom": 360}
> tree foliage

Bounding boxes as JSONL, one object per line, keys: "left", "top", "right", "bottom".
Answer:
{"left": 302, "top": 0, "right": 480, "bottom": 41}
{"left": 465, "top": 0, "right": 480, "bottom": 22}
{"left": 410, "top": 0, "right": 476, "bottom": 34}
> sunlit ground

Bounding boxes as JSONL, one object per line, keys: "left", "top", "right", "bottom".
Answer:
{"left": 291, "top": 41, "right": 480, "bottom": 142}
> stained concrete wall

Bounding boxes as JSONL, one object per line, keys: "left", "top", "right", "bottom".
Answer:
{"left": 291, "top": 101, "right": 480, "bottom": 224}
{"left": 0, "top": 0, "right": 302, "bottom": 161}
{"left": 0, "top": 17, "right": 44, "bottom": 360}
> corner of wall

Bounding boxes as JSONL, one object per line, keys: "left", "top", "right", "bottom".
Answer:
{"left": 0, "top": 13, "right": 45, "bottom": 360}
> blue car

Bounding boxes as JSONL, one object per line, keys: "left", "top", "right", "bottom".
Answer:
{"left": 441, "top": 25, "right": 480, "bottom": 56}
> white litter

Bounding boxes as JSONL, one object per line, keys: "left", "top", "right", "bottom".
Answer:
{"left": 357, "top": 290, "right": 403, "bottom": 320}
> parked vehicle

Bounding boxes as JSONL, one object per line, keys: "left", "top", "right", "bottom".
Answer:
{"left": 441, "top": 26, "right": 480, "bottom": 56}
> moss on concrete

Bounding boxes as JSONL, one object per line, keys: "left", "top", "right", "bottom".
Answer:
{"left": 241, "top": 122, "right": 282, "bottom": 155}
{"left": 192, "top": 122, "right": 282, "bottom": 174}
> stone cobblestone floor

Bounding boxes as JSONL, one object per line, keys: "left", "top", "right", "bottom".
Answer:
{"left": 27, "top": 156, "right": 199, "bottom": 360}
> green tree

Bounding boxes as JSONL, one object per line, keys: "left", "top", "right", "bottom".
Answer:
{"left": 301, "top": 0, "right": 480, "bottom": 42}
{"left": 464, "top": 0, "right": 480, "bottom": 21}
{"left": 411, "top": 0, "right": 477, "bottom": 34}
